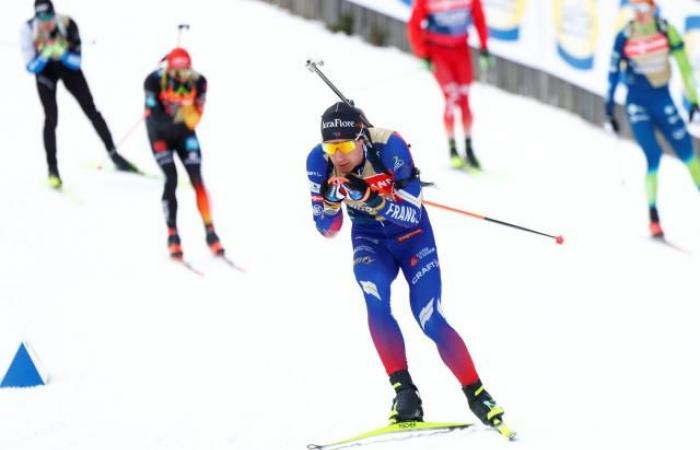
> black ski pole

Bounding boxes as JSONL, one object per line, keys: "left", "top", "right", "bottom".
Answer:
{"left": 306, "top": 59, "right": 351, "bottom": 104}
{"left": 177, "top": 24, "right": 190, "bottom": 47}
{"left": 306, "top": 58, "right": 438, "bottom": 186}
{"left": 305, "top": 59, "right": 374, "bottom": 127}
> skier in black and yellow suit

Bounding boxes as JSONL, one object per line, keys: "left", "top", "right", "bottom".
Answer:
{"left": 144, "top": 47, "right": 225, "bottom": 260}
{"left": 20, "top": 0, "right": 138, "bottom": 188}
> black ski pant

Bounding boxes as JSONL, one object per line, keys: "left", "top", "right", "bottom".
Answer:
{"left": 36, "top": 65, "right": 115, "bottom": 174}
{"left": 146, "top": 120, "right": 212, "bottom": 230}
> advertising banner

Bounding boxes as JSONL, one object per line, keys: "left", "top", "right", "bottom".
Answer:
{"left": 357, "top": 0, "right": 700, "bottom": 100}
{"left": 483, "top": 0, "right": 529, "bottom": 41}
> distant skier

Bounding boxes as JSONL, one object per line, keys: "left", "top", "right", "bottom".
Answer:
{"left": 407, "top": 0, "right": 494, "bottom": 170}
{"left": 20, "top": 0, "right": 138, "bottom": 189}
{"left": 306, "top": 102, "right": 511, "bottom": 434}
{"left": 606, "top": 0, "right": 700, "bottom": 238}
{"left": 144, "top": 47, "right": 225, "bottom": 260}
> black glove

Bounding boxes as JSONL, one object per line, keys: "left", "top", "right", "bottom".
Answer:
{"left": 342, "top": 174, "right": 374, "bottom": 201}
{"left": 321, "top": 178, "right": 344, "bottom": 203}
{"left": 478, "top": 48, "right": 495, "bottom": 71}
{"left": 320, "top": 179, "right": 343, "bottom": 216}
{"left": 606, "top": 114, "right": 620, "bottom": 135}
{"left": 338, "top": 174, "right": 384, "bottom": 207}
{"left": 689, "top": 103, "right": 699, "bottom": 122}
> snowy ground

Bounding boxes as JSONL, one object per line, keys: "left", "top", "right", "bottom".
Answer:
{"left": 1, "top": 1, "right": 699, "bottom": 449}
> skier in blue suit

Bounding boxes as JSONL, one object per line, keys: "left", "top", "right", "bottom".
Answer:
{"left": 606, "top": 0, "right": 700, "bottom": 237}
{"left": 306, "top": 102, "right": 509, "bottom": 432}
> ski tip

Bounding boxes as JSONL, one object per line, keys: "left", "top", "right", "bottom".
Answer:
{"left": 172, "top": 258, "right": 205, "bottom": 276}
{"left": 50, "top": 186, "right": 85, "bottom": 205}
{"left": 495, "top": 422, "right": 518, "bottom": 441}
{"left": 306, "top": 445, "right": 322, "bottom": 450}
{"left": 219, "top": 255, "right": 246, "bottom": 273}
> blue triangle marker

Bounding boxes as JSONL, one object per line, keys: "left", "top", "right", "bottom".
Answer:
{"left": 1, "top": 343, "right": 45, "bottom": 388}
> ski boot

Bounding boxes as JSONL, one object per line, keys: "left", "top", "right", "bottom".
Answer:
{"left": 465, "top": 138, "right": 481, "bottom": 170}
{"left": 463, "top": 379, "right": 504, "bottom": 426}
{"left": 167, "top": 227, "right": 183, "bottom": 260}
{"left": 649, "top": 207, "right": 664, "bottom": 239}
{"left": 205, "top": 225, "right": 225, "bottom": 256}
{"left": 649, "top": 222, "right": 664, "bottom": 238}
{"left": 449, "top": 138, "right": 467, "bottom": 170}
{"left": 109, "top": 149, "right": 139, "bottom": 173}
{"left": 450, "top": 154, "right": 468, "bottom": 170}
{"left": 388, "top": 370, "right": 423, "bottom": 423}
{"left": 48, "top": 168, "right": 62, "bottom": 189}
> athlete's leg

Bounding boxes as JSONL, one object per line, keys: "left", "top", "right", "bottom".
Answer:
{"left": 174, "top": 132, "right": 224, "bottom": 254}
{"left": 452, "top": 46, "right": 479, "bottom": 168}
{"left": 174, "top": 132, "right": 214, "bottom": 226}
{"left": 146, "top": 124, "right": 178, "bottom": 229}
{"left": 394, "top": 221, "right": 479, "bottom": 386}
{"left": 62, "top": 68, "right": 116, "bottom": 151}
{"left": 653, "top": 95, "right": 700, "bottom": 189}
{"left": 36, "top": 73, "right": 59, "bottom": 176}
{"left": 351, "top": 235, "right": 405, "bottom": 375}
{"left": 627, "top": 101, "right": 664, "bottom": 231}
{"left": 453, "top": 45, "right": 474, "bottom": 137}
{"left": 430, "top": 44, "right": 460, "bottom": 159}
{"left": 394, "top": 218, "right": 505, "bottom": 426}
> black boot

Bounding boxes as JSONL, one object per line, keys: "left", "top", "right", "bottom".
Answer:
{"left": 465, "top": 138, "right": 481, "bottom": 169}
{"left": 109, "top": 149, "right": 139, "bottom": 172}
{"left": 449, "top": 138, "right": 467, "bottom": 169}
{"left": 167, "top": 227, "right": 183, "bottom": 260}
{"left": 388, "top": 370, "right": 423, "bottom": 423}
{"left": 649, "top": 206, "right": 664, "bottom": 238}
{"left": 205, "top": 225, "right": 225, "bottom": 256}
{"left": 463, "top": 379, "right": 504, "bottom": 426}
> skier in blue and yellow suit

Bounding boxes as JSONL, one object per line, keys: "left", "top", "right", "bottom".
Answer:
{"left": 306, "top": 101, "right": 508, "bottom": 431}
{"left": 606, "top": 0, "right": 700, "bottom": 237}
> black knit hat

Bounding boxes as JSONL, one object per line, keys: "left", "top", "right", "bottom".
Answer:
{"left": 34, "top": 0, "right": 55, "bottom": 19}
{"left": 321, "top": 102, "right": 367, "bottom": 142}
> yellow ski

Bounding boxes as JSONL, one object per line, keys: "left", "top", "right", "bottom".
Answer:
{"left": 493, "top": 418, "right": 518, "bottom": 441}
{"left": 307, "top": 421, "right": 473, "bottom": 450}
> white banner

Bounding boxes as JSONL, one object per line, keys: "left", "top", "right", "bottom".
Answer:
{"left": 360, "top": 0, "right": 700, "bottom": 99}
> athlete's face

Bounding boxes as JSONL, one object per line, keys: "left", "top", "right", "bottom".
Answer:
{"left": 168, "top": 68, "right": 192, "bottom": 83}
{"left": 631, "top": 0, "right": 654, "bottom": 25}
{"left": 327, "top": 138, "right": 365, "bottom": 175}
{"left": 38, "top": 17, "right": 56, "bottom": 33}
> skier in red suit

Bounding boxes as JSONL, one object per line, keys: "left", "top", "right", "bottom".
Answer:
{"left": 408, "top": 0, "right": 494, "bottom": 170}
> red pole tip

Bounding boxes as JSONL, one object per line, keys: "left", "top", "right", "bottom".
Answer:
{"left": 555, "top": 235, "right": 564, "bottom": 245}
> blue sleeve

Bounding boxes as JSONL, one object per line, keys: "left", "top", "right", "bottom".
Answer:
{"left": 606, "top": 31, "right": 626, "bottom": 117}
{"left": 307, "top": 146, "right": 343, "bottom": 237}
{"left": 373, "top": 133, "right": 423, "bottom": 228}
{"left": 27, "top": 55, "right": 49, "bottom": 74}
{"left": 60, "top": 52, "right": 81, "bottom": 70}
